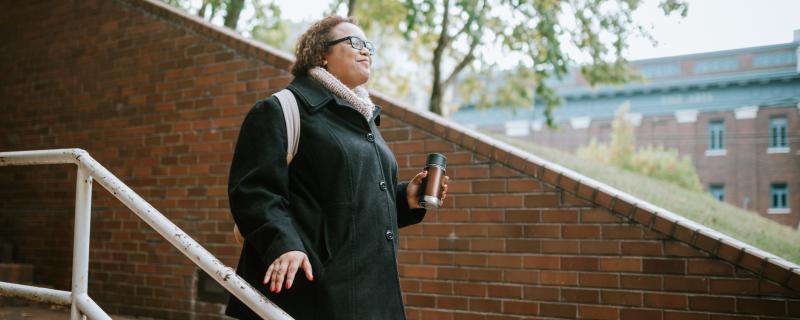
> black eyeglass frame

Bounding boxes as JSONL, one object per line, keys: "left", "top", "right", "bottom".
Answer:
{"left": 325, "top": 36, "right": 376, "bottom": 56}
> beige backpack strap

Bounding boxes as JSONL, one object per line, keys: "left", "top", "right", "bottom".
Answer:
{"left": 274, "top": 89, "right": 300, "bottom": 164}
{"left": 234, "top": 89, "right": 301, "bottom": 245}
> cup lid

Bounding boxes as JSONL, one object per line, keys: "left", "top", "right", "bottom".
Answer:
{"left": 426, "top": 153, "right": 447, "bottom": 167}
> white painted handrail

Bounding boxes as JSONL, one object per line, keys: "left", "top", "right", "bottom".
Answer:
{"left": 0, "top": 148, "right": 291, "bottom": 320}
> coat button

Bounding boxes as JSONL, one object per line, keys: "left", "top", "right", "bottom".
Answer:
{"left": 366, "top": 133, "right": 375, "bottom": 142}
{"left": 379, "top": 181, "right": 387, "bottom": 191}
{"left": 385, "top": 229, "right": 394, "bottom": 240}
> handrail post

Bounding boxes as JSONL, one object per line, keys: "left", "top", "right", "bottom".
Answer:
{"left": 71, "top": 167, "right": 93, "bottom": 320}
{"left": 0, "top": 149, "right": 292, "bottom": 319}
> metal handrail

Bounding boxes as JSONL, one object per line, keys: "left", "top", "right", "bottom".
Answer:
{"left": 0, "top": 149, "right": 291, "bottom": 320}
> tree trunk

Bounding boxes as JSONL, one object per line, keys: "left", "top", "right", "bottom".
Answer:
{"left": 428, "top": 0, "right": 450, "bottom": 115}
{"left": 223, "top": 0, "right": 245, "bottom": 30}
{"left": 347, "top": 0, "right": 357, "bottom": 17}
{"left": 198, "top": 0, "right": 208, "bottom": 18}
{"left": 430, "top": 30, "right": 444, "bottom": 115}
{"left": 429, "top": 78, "right": 443, "bottom": 115}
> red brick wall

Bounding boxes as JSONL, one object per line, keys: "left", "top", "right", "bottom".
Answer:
{"left": 0, "top": 0, "right": 271, "bottom": 318}
{"left": 1, "top": 0, "right": 799, "bottom": 319}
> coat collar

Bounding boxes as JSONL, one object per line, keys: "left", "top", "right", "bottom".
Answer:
{"left": 287, "top": 75, "right": 333, "bottom": 112}
{"left": 287, "top": 75, "right": 381, "bottom": 125}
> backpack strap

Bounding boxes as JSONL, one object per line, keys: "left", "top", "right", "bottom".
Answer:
{"left": 274, "top": 89, "right": 300, "bottom": 164}
{"left": 233, "top": 89, "right": 301, "bottom": 245}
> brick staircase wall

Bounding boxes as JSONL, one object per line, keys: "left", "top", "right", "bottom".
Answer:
{"left": 0, "top": 0, "right": 799, "bottom": 319}
{"left": 0, "top": 263, "right": 34, "bottom": 285}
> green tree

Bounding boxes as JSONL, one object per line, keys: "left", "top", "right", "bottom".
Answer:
{"left": 347, "top": 0, "right": 357, "bottom": 16}
{"left": 162, "top": 0, "right": 281, "bottom": 35}
{"left": 223, "top": 0, "right": 245, "bottom": 29}
{"left": 161, "top": 0, "right": 289, "bottom": 50}
{"left": 359, "top": 0, "right": 687, "bottom": 121}
{"left": 248, "top": 1, "right": 290, "bottom": 50}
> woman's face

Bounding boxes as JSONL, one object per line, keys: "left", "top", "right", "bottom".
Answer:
{"left": 323, "top": 23, "right": 371, "bottom": 89}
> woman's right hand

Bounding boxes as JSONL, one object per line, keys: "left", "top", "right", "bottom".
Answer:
{"left": 263, "top": 250, "right": 314, "bottom": 293}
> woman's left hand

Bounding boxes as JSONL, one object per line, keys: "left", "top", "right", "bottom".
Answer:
{"left": 406, "top": 170, "right": 449, "bottom": 209}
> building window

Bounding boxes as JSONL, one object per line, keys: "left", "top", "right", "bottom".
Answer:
{"left": 753, "top": 51, "right": 796, "bottom": 68}
{"left": 769, "top": 183, "right": 790, "bottom": 214}
{"left": 638, "top": 63, "right": 681, "bottom": 79}
{"left": 693, "top": 58, "right": 739, "bottom": 74}
{"left": 768, "top": 116, "right": 789, "bottom": 153}
{"left": 706, "top": 120, "right": 726, "bottom": 156}
{"left": 709, "top": 184, "right": 725, "bottom": 202}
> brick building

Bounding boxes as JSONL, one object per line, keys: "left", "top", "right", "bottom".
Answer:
{"left": 454, "top": 34, "right": 800, "bottom": 229}
{"left": 1, "top": 0, "right": 800, "bottom": 319}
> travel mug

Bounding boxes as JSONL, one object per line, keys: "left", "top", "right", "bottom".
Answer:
{"left": 419, "top": 153, "right": 447, "bottom": 209}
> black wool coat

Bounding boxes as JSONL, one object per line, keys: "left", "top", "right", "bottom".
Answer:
{"left": 225, "top": 75, "right": 426, "bottom": 320}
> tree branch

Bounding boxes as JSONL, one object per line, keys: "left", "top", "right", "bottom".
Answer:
{"left": 432, "top": 0, "right": 451, "bottom": 64}
{"left": 443, "top": 36, "right": 478, "bottom": 87}
{"left": 444, "top": 14, "right": 472, "bottom": 48}
{"left": 443, "top": 0, "right": 484, "bottom": 87}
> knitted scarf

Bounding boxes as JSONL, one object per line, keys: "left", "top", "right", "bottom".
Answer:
{"left": 308, "top": 67, "right": 374, "bottom": 120}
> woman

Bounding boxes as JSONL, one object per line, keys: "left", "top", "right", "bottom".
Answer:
{"left": 226, "top": 16, "right": 448, "bottom": 319}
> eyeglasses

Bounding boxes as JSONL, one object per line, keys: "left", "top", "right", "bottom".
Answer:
{"left": 325, "top": 36, "right": 376, "bottom": 56}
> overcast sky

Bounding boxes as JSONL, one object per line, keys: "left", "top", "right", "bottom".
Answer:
{"left": 273, "top": 0, "right": 800, "bottom": 61}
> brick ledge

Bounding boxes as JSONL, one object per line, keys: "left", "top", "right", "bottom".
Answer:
{"left": 124, "top": 0, "right": 800, "bottom": 292}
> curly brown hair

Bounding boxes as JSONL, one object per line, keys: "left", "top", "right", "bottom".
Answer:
{"left": 290, "top": 16, "right": 357, "bottom": 77}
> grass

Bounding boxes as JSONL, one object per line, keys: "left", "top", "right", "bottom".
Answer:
{"left": 490, "top": 134, "right": 800, "bottom": 265}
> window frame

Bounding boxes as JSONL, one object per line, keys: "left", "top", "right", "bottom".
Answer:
{"left": 768, "top": 116, "right": 789, "bottom": 153}
{"left": 708, "top": 184, "right": 725, "bottom": 202}
{"left": 768, "top": 183, "right": 790, "bottom": 214}
{"left": 705, "top": 119, "right": 726, "bottom": 156}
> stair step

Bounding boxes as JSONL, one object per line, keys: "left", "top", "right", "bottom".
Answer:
{"left": 0, "top": 263, "right": 34, "bottom": 284}
{"left": 0, "top": 305, "right": 142, "bottom": 319}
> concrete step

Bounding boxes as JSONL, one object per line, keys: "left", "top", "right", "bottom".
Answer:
{"left": 0, "top": 304, "right": 143, "bottom": 319}
{"left": 0, "top": 263, "right": 34, "bottom": 284}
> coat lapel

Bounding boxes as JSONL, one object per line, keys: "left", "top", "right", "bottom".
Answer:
{"left": 287, "top": 75, "right": 381, "bottom": 126}
{"left": 287, "top": 76, "right": 355, "bottom": 113}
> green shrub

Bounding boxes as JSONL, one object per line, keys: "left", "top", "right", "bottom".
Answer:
{"left": 576, "top": 138, "right": 611, "bottom": 163}
{"left": 609, "top": 103, "right": 635, "bottom": 168}
{"left": 576, "top": 103, "right": 703, "bottom": 192}
{"left": 630, "top": 145, "right": 703, "bottom": 192}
